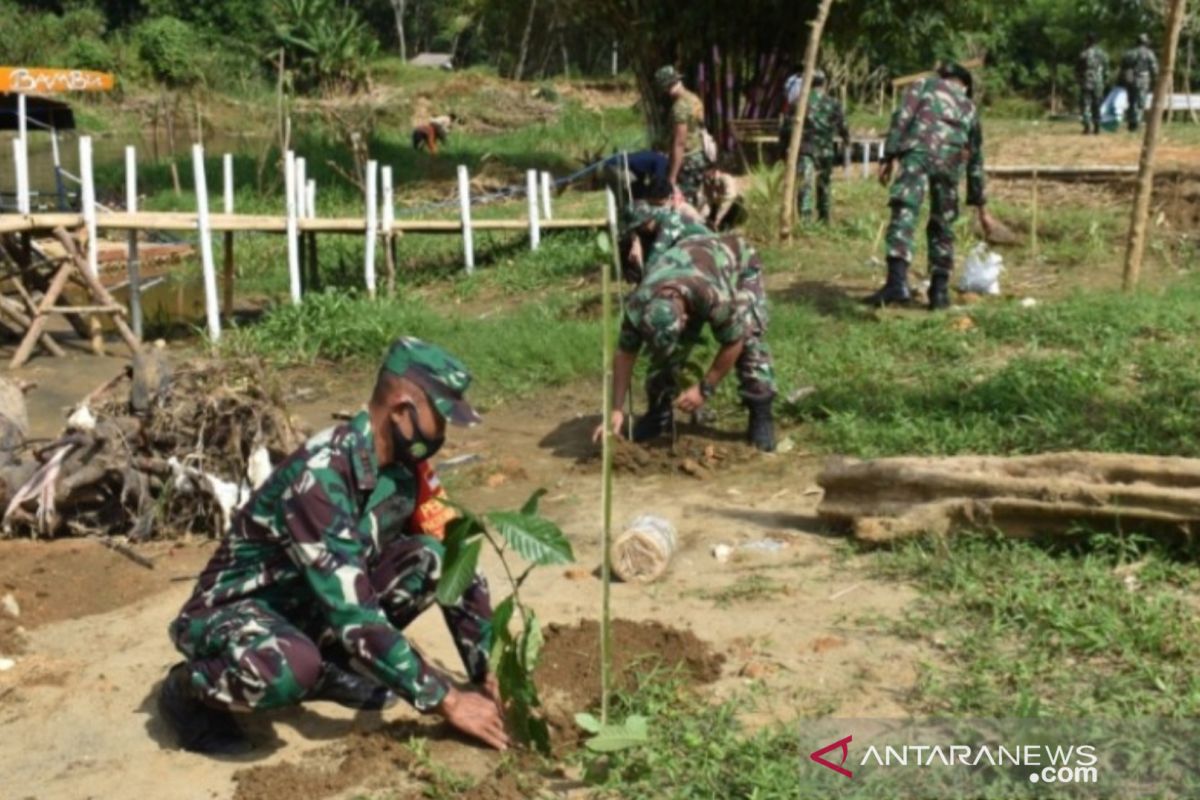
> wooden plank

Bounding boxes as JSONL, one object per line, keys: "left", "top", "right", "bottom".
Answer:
{"left": 0, "top": 212, "right": 610, "bottom": 235}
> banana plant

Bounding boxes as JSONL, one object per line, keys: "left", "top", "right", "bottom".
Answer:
{"left": 436, "top": 489, "right": 573, "bottom": 753}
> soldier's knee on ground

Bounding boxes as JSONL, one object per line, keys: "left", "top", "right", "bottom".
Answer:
{"left": 230, "top": 634, "right": 323, "bottom": 709}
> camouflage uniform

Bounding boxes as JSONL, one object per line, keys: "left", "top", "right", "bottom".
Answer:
{"left": 658, "top": 87, "right": 709, "bottom": 207}
{"left": 782, "top": 90, "right": 849, "bottom": 222}
{"left": 620, "top": 235, "right": 775, "bottom": 405}
{"left": 1077, "top": 44, "right": 1109, "bottom": 134}
{"left": 1120, "top": 43, "right": 1159, "bottom": 131}
{"left": 883, "top": 77, "right": 986, "bottom": 278}
{"left": 169, "top": 356, "right": 491, "bottom": 715}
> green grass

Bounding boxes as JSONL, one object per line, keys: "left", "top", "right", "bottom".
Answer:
{"left": 767, "top": 276, "right": 1200, "bottom": 458}
{"left": 874, "top": 532, "right": 1200, "bottom": 717}
{"left": 221, "top": 284, "right": 601, "bottom": 407}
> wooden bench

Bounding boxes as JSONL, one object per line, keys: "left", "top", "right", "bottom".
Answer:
{"left": 729, "top": 118, "right": 781, "bottom": 168}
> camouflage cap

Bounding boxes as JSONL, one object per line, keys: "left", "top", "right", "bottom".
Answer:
{"left": 621, "top": 200, "right": 658, "bottom": 235}
{"left": 381, "top": 337, "right": 482, "bottom": 426}
{"left": 811, "top": 68, "right": 827, "bottom": 86}
{"left": 1138, "top": 33, "right": 1151, "bottom": 45}
{"left": 937, "top": 61, "right": 974, "bottom": 98}
{"left": 638, "top": 295, "right": 685, "bottom": 356}
{"left": 654, "top": 65, "right": 682, "bottom": 93}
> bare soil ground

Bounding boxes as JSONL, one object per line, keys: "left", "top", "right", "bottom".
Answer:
{"left": 0, "top": 359, "right": 929, "bottom": 799}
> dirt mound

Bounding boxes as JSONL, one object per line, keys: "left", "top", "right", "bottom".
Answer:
{"left": 537, "top": 618, "right": 724, "bottom": 750}
{"left": 234, "top": 730, "right": 419, "bottom": 800}
{"left": 597, "top": 435, "right": 760, "bottom": 478}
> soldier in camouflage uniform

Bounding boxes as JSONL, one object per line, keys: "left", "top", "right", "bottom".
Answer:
{"left": 780, "top": 70, "right": 850, "bottom": 223}
{"left": 654, "top": 65, "right": 711, "bottom": 208}
{"left": 621, "top": 185, "right": 712, "bottom": 284}
{"left": 159, "top": 338, "right": 509, "bottom": 755}
{"left": 594, "top": 235, "right": 777, "bottom": 452}
{"left": 1120, "top": 34, "right": 1159, "bottom": 132}
{"left": 869, "top": 62, "right": 995, "bottom": 311}
{"left": 1077, "top": 34, "right": 1109, "bottom": 135}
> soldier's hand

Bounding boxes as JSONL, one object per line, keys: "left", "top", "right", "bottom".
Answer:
{"left": 878, "top": 159, "right": 895, "bottom": 187}
{"left": 438, "top": 686, "right": 510, "bottom": 751}
{"left": 676, "top": 385, "right": 706, "bottom": 414}
{"left": 592, "top": 410, "right": 626, "bottom": 444}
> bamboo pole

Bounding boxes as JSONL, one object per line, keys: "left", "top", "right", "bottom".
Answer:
{"left": 222, "top": 153, "right": 235, "bottom": 320}
{"left": 306, "top": 178, "right": 318, "bottom": 291}
{"left": 0, "top": 212, "right": 608, "bottom": 236}
{"left": 79, "top": 136, "right": 103, "bottom": 354}
{"left": 1123, "top": 0, "right": 1190, "bottom": 292}
{"left": 126, "top": 146, "right": 143, "bottom": 339}
{"left": 540, "top": 171, "right": 553, "bottom": 221}
{"left": 192, "top": 145, "right": 221, "bottom": 342}
{"left": 600, "top": 188, "right": 618, "bottom": 724}
{"left": 779, "top": 0, "right": 837, "bottom": 241}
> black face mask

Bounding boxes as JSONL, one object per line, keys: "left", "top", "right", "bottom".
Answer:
{"left": 391, "top": 403, "right": 445, "bottom": 466}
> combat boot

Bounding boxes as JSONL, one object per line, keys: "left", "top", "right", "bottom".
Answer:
{"left": 157, "top": 662, "right": 252, "bottom": 755}
{"left": 309, "top": 662, "right": 397, "bottom": 710}
{"left": 746, "top": 396, "right": 776, "bottom": 452}
{"left": 863, "top": 257, "right": 913, "bottom": 306}
{"left": 927, "top": 269, "right": 951, "bottom": 311}
{"left": 631, "top": 390, "right": 674, "bottom": 442}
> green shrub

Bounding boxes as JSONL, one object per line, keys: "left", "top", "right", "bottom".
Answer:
{"left": 135, "top": 16, "right": 203, "bottom": 88}
{"left": 65, "top": 37, "right": 116, "bottom": 72}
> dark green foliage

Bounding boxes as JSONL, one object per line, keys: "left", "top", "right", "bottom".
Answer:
{"left": 272, "top": 0, "right": 378, "bottom": 94}
{"left": 135, "top": 16, "right": 203, "bottom": 87}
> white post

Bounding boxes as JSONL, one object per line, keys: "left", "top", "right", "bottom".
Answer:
{"left": 295, "top": 157, "right": 307, "bottom": 219}
{"left": 284, "top": 150, "right": 302, "bottom": 304}
{"left": 458, "top": 164, "right": 475, "bottom": 274}
{"left": 306, "top": 179, "right": 316, "bottom": 219}
{"left": 16, "top": 94, "right": 28, "bottom": 211}
{"left": 79, "top": 136, "right": 99, "bottom": 277}
{"left": 526, "top": 169, "right": 541, "bottom": 250}
{"left": 540, "top": 171, "right": 553, "bottom": 221}
{"left": 381, "top": 167, "right": 394, "bottom": 235}
{"left": 364, "top": 159, "right": 378, "bottom": 298}
{"left": 12, "top": 139, "right": 29, "bottom": 215}
{"left": 862, "top": 141, "right": 870, "bottom": 179}
{"left": 222, "top": 153, "right": 234, "bottom": 215}
{"left": 125, "top": 146, "right": 143, "bottom": 339}
{"left": 192, "top": 145, "right": 221, "bottom": 342}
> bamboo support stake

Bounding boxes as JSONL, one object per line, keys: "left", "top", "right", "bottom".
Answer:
{"left": 306, "top": 179, "right": 318, "bottom": 291}
{"left": 295, "top": 157, "right": 308, "bottom": 290}
{"left": 284, "top": 150, "right": 301, "bottom": 303}
{"left": 779, "top": 0, "right": 838, "bottom": 241}
{"left": 126, "top": 146, "right": 143, "bottom": 338}
{"left": 458, "top": 165, "right": 475, "bottom": 274}
{"left": 364, "top": 160, "right": 379, "bottom": 298}
{"left": 1123, "top": 0, "right": 1189, "bottom": 292}
{"left": 222, "top": 153, "right": 235, "bottom": 319}
{"left": 52, "top": 228, "right": 140, "bottom": 354}
{"left": 526, "top": 170, "right": 541, "bottom": 250}
{"left": 599, "top": 188, "right": 619, "bottom": 724}
{"left": 10, "top": 261, "right": 72, "bottom": 369}
{"left": 382, "top": 166, "right": 396, "bottom": 297}
{"left": 192, "top": 145, "right": 221, "bottom": 342}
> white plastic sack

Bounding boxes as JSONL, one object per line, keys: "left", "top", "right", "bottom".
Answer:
{"left": 959, "top": 243, "right": 1003, "bottom": 295}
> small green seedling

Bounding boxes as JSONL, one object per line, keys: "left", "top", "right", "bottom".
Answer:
{"left": 437, "top": 489, "right": 574, "bottom": 754}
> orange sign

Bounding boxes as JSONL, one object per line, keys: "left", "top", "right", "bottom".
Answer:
{"left": 0, "top": 67, "right": 115, "bottom": 94}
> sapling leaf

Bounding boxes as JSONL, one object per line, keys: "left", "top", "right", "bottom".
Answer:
{"left": 520, "top": 488, "right": 548, "bottom": 516}
{"left": 486, "top": 511, "right": 575, "bottom": 565}
{"left": 442, "top": 509, "right": 486, "bottom": 551}
{"left": 584, "top": 715, "right": 651, "bottom": 752}
{"left": 488, "top": 595, "right": 515, "bottom": 667}
{"left": 574, "top": 712, "right": 602, "bottom": 734}
{"left": 437, "top": 538, "right": 481, "bottom": 606}
{"left": 520, "top": 608, "right": 544, "bottom": 672}
{"left": 596, "top": 231, "right": 612, "bottom": 255}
